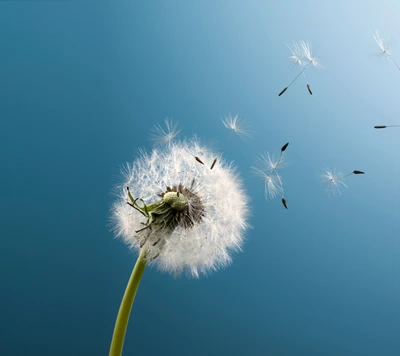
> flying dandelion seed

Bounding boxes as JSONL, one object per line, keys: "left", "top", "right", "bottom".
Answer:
{"left": 322, "top": 168, "right": 348, "bottom": 196}
{"left": 253, "top": 171, "right": 283, "bottom": 200}
{"left": 109, "top": 137, "right": 250, "bottom": 355}
{"left": 374, "top": 125, "right": 400, "bottom": 129}
{"left": 151, "top": 118, "right": 181, "bottom": 148}
{"left": 279, "top": 40, "right": 322, "bottom": 96}
{"left": 210, "top": 157, "right": 217, "bottom": 170}
{"left": 287, "top": 41, "right": 311, "bottom": 94}
{"left": 221, "top": 114, "right": 252, "bottom": 140}
{"left": 281, "top": 197, "right": 288, "bottom": 209}
{"left": 254, "top": 151, "right": 286, "bottom": 176}
{"left": 253, "top": 143, "right": 289, "bottom": 208}
{"left": 301, "top": 41, "right": 322, "bottom": 68}
{"left": 281, "top": 142, "right": 289, "bottom": 152}
{"left": 373, "top": 30, "right": 400, "bottom": 70}
{"left": 322, "top": 168, "right": 364, "bottom": 196}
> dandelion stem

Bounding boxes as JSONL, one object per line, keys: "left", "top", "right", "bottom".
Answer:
{"left": 109, "top": 249, "right": 147, "bottom": 356}
{"left": 386, "top": 53, "right": 400, "bottom": 70}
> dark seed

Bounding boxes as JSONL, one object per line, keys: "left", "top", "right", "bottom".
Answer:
{"left": 353, "top": 170, "right": 365, "bottom": 175}
{"left": 281, "top": 142, "right": 289, "bottom": 152}
{"left": 282, "top": 198, "right": 288, "bottom": 209}
{"left": 195, "top": 156, "right": 204, "bottom": 165}
{"left": 374, "top": 126, "right": 387, "bottom": 129}
{"left": 307, "top": 84, "right": 312, "bottom": 95}
{"left": 210, "top": 158, "right": 217, "bottom": 170}
{"left": 278, "top": 87, "right": 288, "bottom": 96}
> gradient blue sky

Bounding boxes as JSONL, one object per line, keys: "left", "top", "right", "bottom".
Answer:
{"left": 1, "top": 1, "right": 400, "bottom": 355}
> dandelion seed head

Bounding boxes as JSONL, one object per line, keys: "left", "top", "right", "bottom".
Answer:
{"left": 322, "top": 168, "right": 348, "bottom": 196}
{"left": 151, "top": 118, "right": 181, "bottom": 148}
{"left": 221, "top": 114, "right": 252, "bottom": 141}
{"left": 112, "top": 138, "right": 250, "bottom": 278}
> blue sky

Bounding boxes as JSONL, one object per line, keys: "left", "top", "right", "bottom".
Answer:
{"left": 1, "top": 1, "right": 400, "bottom": 355}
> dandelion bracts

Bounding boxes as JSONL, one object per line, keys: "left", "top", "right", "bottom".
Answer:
{"left": 110, "top": 138, "right": 249, "bottom": 355}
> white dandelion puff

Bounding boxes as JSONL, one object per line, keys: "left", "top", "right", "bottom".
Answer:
{"left": 221, "top": 114, "right": 252, "bottom": 141}
{"left": 151, "top": 118, "right": 181, "bottom": 148}
{"left": 373, "top": 30, "right": 400, "bottom": 70}
{"left": 113, "top": 138, "right": 249, "bottom": 277}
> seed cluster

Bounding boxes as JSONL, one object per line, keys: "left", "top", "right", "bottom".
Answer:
{"left": 157, "top": 183, "right": 205, "bottom": 230}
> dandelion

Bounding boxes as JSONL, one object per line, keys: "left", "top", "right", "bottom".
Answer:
{"left": 373, "top": 30, "right": 400, "bottom": 70}
{"left": 221, "top": 114, "right": 252, "bottom": 140}
{"left": 110, "top": 137, "right": 249, "bottom": 355}
{"left": 322, "top": 168, "right": 364, "bottom": 196}
{"left": 253, "top": 142, "right": 289, "bottom": 208}
{"left": 151, "top": 118, "right": 180, "bottom": 148}
{"left": 279, "top": 40, "right": 322, "bottom": 96}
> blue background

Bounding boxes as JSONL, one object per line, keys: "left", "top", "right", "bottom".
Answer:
{"left": 1, "top": 1, "right": 400, "bottom": 355}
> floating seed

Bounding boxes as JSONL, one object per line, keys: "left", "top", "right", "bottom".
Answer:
{"left": 281, "top": 142, "right": 289, "bottom": 152}
{"left": 282, "top": 198, "right": 288, "bottom": 209}
{"left": 278, "top": 87, "right": 288, "bottom": 96}
{"left": 307, "top": 84, "right": 312, "bottom": 95}
{"left": 195, "top": 156, "right": 204, "bottom": 165}
{"left": 210, "top": 158, "right": 217, "bottom": 170}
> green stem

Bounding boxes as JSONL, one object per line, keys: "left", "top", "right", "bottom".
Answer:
{"left": 109, "top": 249, "right": 147, "bottom": 356}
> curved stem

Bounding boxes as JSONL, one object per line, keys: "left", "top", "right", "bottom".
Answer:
{"left": 109, "top": 249, "right": 147, "bottom": 356}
